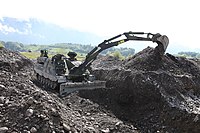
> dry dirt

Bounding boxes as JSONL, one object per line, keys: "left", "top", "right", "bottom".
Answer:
{"left": 1, "top": 46, "right": 200, "bottom": 133}
{"left": 0, "top": 48, "right": 136, "bottom": 133}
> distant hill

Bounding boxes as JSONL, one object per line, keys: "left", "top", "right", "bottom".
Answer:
{"left": 0, "top": 41, "right": 24, "bottom": 51}
{"left": 1, "top": 41, "right": 135, "bottom": 59}
{"left": 2, "top": 17, "right": 198, "bottom": 55}
{"left": 0, "top": 17, "right": 102, "bottom": 45}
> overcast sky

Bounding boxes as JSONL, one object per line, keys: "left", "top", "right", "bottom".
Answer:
{"left": 0, "top": 0, "right": 199, "bottom": 52}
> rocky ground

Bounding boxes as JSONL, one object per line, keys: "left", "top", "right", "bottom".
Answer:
{"left": 91, "top": 47, "right": 200, "bottom": 132}
{"left": 0, "top": 48, "right": 136, "bottom": 133}
{"left": 1, "top": 46, "right": 200, "bottom": 133}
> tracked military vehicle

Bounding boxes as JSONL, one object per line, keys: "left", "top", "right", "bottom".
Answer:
{"left": 34, "top": 31, "right": 169, "bottom": 96}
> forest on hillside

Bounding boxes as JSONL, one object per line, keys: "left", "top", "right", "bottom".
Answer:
{"left": 0, "top": 41, "right": 135, "bottom": 59}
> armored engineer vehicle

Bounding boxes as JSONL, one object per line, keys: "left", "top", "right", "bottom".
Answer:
{"left": 34, "top": 31, "right": 169, "bottom": 96}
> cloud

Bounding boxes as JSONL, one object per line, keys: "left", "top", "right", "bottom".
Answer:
{"left": 0, "top": 0, "right": 200, "bottom": 49}
{"left": 33, "top": 33, "right": 45, "bottom": 39}
{"left": 0, "top": 21, "right": 32, "bottom": 35}
{"left": 0, "top": 17, "right": 4, "bottom": 22}
{"left": 0, "top": 22, "right": 17, "bottom": 34}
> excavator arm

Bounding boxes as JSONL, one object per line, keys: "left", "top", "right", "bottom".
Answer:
{"left": 69, "top": 31, "right": 169, "bottom": 76}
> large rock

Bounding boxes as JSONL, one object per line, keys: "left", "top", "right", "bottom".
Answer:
{"left": 0, "top": 127, "right": 8, "bottom": 133}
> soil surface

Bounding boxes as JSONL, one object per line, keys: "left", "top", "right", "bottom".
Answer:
{"left": 1, "top": 46, "right": 200, "bottom": 133}
{"left": 0, "top": 48, "right": 136, "bottom": 133}
{"left": 91, "top": 47, "right": 200, "bottom": 133}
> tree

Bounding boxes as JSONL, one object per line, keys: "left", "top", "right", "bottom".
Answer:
{"left": 178, "top": 52, "right": 198, "bottom": 58}
{"left": 109, "top": 51, "right": 125, "bottom": 60}
{"left": 0, "top": 41, "right": 5, "bottom": 49}
{"left": 196, "top": 54, "right": 200, "bottom": 58}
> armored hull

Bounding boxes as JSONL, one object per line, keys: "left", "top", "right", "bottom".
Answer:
{"left": 34, "top": 55, "right": 106, "bottom": 96}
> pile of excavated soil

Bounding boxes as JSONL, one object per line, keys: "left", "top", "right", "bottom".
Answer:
{"left": 88, "top": 46, "right": 200, "bottom": 132}
{"left": 0, "top": 48, "right": 136, "bottom": 133}
{"left": 2, "top": 46, "right": 200, "bottom": 133}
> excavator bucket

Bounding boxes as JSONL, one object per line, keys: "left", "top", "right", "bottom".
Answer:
{"left": 159, "top": 35, "right": 169, "bottom": 52}
{"left": 154, "top": 35, "right": 169, "bottom": 56}
{"left": 123, "top": 32, "right": 169, "bottom": 56}
{"left": 59, "top": 80, "right": 106, "bottom": 96}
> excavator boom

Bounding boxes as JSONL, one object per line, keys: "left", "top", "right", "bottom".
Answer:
{"left": 35, "top": 31, "right": 169, "bottom": 96}
{"left": 69, "top": 31, "right": 169, "bottom": 76}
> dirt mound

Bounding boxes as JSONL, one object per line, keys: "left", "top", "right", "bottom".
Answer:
{"left": 2, "top": 46, "right": 200, "bottom": 133}
{"left": 86, "top": 47, "right": 200, "bottom": 132}
{"left": 0, "top": 47, "right": 136, "bottom": 133}
{"left": 0, "top": 48, "right": 33, "bottom": 72}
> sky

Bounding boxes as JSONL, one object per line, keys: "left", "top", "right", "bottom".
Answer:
{"left": 0, "top": 0, "right": 200, "bottom": 52}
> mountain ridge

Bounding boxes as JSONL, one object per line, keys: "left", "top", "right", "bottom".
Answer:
{"left": 1, "top": 17, "right": 199, "bottom": 54}
{"left": 0, "top": 17, "right": 102, "bottom": 45}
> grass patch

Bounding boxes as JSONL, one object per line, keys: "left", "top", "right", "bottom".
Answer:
{"left": 21, "top": 51, "right": 86, "bottom": 61}
{"left": 21, "top": 52, "right": 40, "bottom": 59}
{"left": 0, "top": 43, "right": 4, "bottom": 49}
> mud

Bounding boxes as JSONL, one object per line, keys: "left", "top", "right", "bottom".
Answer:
{"left": 1, "top": 46, "right": 200, "bottom": 133}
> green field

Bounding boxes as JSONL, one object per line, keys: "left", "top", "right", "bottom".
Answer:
{"left": 1, "top": 41, "right": 136, "bottom": 60}
{"left": 21, "top": 51, "right": 86, "bottom": 60}
{"left": 0, "top": 42, "right": 4, "bottom": 49}
{"left": 21, "top": 52, "right": 40, "bottom": 59}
